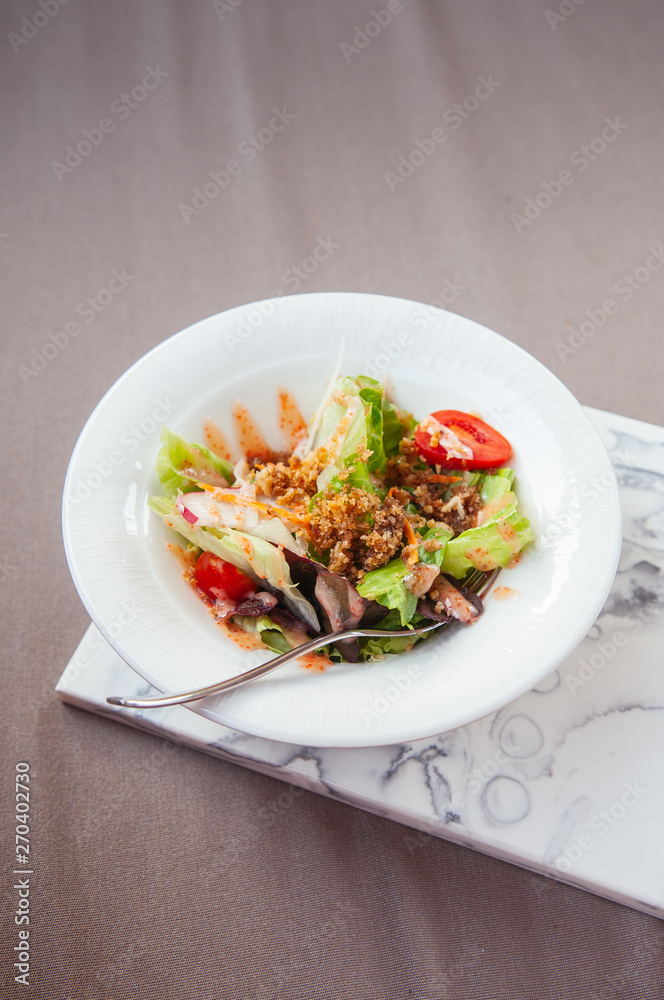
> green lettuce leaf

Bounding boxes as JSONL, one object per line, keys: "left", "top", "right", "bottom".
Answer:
{"left": 231, "top": 615, "right": 292, "bottom": 654}
{"left": 156, "top": 428, "right": 234, "bottom": 497}
{"left": 316, "top": 399, "right": 374, "bottom": 493}
{"left": 148, "top": 504, "right": 320, "bottom": 631}
{"left": 381, "top": 398, "right": 406, "bottom": 457}
{"left": 356, "top": 524, "right": 453, "bottom": 625}
{"left": 355, "top": 376, "right": 386, "bottom": 474}
{"left": 440, "top": 468, "right": 533, "bottom": 576}
{"left": 356, "top": 558, "right": 416, "bottom": 627}
{"left": 148, "top": 494, "right": 176, "bottom": 517}
{"left": 312, "top": 375, "right": 417, "bottom": 493}
{"left": 355, "top": 607, "right": 441, "bottom": 660}
{"left": 464, "top": 467, "right": 515, "bottom": 505}
{"left": 359, "top": 632, "right": 423, "bottom": 659}
{"left": 356, "top": 608, "right": 426, "bottom": 660}
{"left": 417, "top": 523, "right": 454, "bottom": 568}
{"left": 441, "top": 509, "right": 533, "bottom": 577}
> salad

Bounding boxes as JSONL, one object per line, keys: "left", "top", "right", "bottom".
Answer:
{"left": 148, "top": 375, "right": 533, "bottom": 663}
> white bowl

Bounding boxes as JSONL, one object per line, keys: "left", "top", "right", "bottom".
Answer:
{"left": 62, "top": 292, "right": 621, "bottom": 747}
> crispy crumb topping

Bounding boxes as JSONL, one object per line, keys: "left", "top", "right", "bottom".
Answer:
{"left": 247, "top": 434, "right": 481, "bottom": 580}
{"left": 385, "top": 438, "right": 481, "bottom": 535}
{"left": 309, "top": 488, "right": 405, "bottom": 582}
{"left": 252, "top": 447, "right": 329, "bottom": 509}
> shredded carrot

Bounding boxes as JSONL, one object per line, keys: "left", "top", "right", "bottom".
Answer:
{"left": 404, "top": 547, "right": 418, "bottom": 568}
{"left": 402, "top": 518, "right": 420, "bottom": 567}
{"left": 426, "top": 475, "right": 462, "bottom": 483}
{"left": 195, "top": 482, "right": 309, "bottom": 526}
{"left": 404, "top": 518, "right": 418, "bottom": 546}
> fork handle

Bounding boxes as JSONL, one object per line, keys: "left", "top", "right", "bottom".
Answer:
{"left": 106, "top": 623, "right": 441, "bottom": 709}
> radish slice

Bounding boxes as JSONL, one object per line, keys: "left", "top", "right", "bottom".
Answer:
{"left": 176, "top": 492, "right": 259, "bottom": 531}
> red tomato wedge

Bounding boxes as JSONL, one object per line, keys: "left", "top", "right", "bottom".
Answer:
{"left": 195, "top": 551, "right": 256, "bottom": 602}
{"left": 414, "top": 410, "right": 512, "bottom": 470}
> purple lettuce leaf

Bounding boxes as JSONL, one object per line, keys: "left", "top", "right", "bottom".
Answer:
{"left": 284, "top": 550, "right": 386, "bottom": 662}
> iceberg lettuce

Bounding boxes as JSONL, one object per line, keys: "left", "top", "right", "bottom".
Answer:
{"left": 441, "top": 511, "right": 533, "bottom": 577}
{"left": 311, "top": 375, "right": 410, "bottom": 495}
{"left": 156, "top": 428, "right": 234, "bottom": 498}
{"left": 148, "top": 498, "right": 319, "bottom": 631}
{"left": 356, "top": 559, "right": 415, "bottom": 628}
{"left": 358, "top": 608, "right": 429, "bottom": 659}
{"left": 231, "top": 615, "right": 293, "bottom": 655}
{"left": 441, "top": 472, "right": 533, "bottom": 577}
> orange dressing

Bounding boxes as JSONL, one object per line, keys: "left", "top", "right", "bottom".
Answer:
{"left": 298, "top": 651, "right": 332, "bottom": 671}
{"left": 216, "top": 619, "right": 265, "bottom": 650}
{"left": 497, "top": 519, "right": 521, "bottom": 553}
{"left": 232, "top": 401, "right": 272, "bottom": 460}
{"left": 277, "top": 388, "right": 307, "bottom": 450}
{"left": 198, "top": 487, "right": 309, "bottom": 527}
{"left": 166, "top": 542, "right": 198, "bottom": 572}
{"left": 464, "top": 545, "right": 495, "bottom": 572}
{"left": 477, "top": 492, "right": 512, "bottom": 526}
{"left": 492, "top": 586, "right": 518, "bottom": 601}
{"left": 203, "top": 419, "right": 233, "bottom": 461}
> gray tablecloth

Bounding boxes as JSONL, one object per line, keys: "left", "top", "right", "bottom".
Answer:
{"left": 2, "top": 1, "right": 664, "bottom": 997}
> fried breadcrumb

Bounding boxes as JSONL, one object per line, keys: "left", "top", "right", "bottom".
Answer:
{"left": 253, "top": 447, "right": 329, "bottom": 508}
{"left": 249, "top": 434, "right": 482, "bottom": 580}
{"left": 386, "top": 438, "right": 481, "bottom": 534}
{"left": 309, "top": 488, "right": 405, "bottom": 582}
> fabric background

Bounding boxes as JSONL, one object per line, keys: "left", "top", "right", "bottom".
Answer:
{"left": 2, "top": 1, "right": 664, "bottom": 997}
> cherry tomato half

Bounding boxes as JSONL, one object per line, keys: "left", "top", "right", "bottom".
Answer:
{"left": 414, "top": 410, "right": 512, "bottom": 470}
{"left": 195, "top": 551, "right": 256, "bottom": 602}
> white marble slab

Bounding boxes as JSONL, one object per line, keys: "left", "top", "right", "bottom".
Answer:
{"left": 56, "top": 406, "right": 664, "bottom": 920}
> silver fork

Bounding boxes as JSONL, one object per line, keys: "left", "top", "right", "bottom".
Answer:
{"left": 107, "top": 569, "right": 498, "bottom": 709}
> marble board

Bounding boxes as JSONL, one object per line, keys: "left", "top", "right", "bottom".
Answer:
{"left": 56, "top": 407, "right": 664, "bottom": 920}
